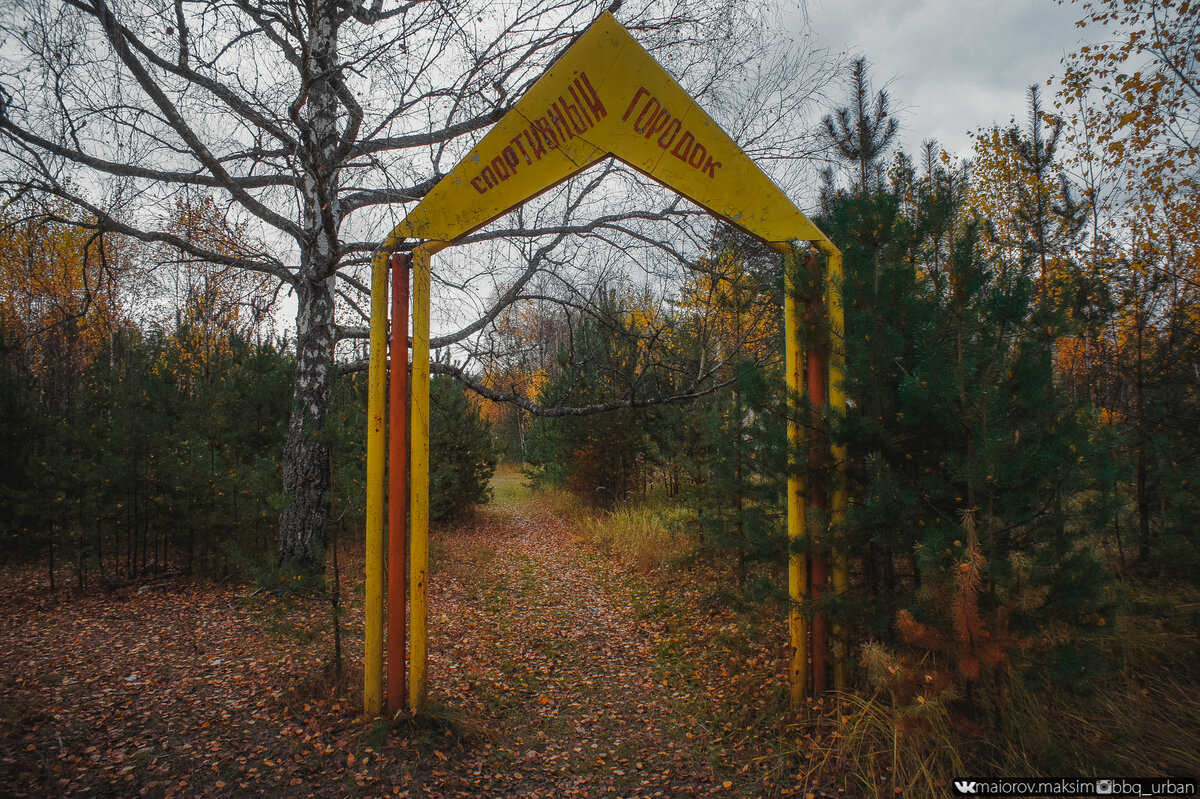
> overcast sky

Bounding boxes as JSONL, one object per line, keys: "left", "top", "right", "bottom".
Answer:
{"left": 797, "top": 0, "right": 1088, "bottom": 159}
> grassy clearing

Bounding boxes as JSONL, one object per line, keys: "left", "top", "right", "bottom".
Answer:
{"left": 488, "top": 463, "right": 532, "bottom": 508}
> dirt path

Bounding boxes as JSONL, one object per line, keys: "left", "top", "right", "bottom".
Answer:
{"left": 420, "top": 492, "right": 725, "bottom": 796}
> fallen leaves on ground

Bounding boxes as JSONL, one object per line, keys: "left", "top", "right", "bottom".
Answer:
{"left": 0, "top": 494, "right": 840, "bottom": 797}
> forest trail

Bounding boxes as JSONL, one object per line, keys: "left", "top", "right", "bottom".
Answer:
{"left": 420, "top": 475, "right": 727, "bottom": 796}
{"left": 1, "top": 473, "right": 815, "bottom": 798}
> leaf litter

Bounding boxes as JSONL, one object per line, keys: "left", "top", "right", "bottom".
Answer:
{"left": 0, "top": 495, "right": 839, "bottom": 797}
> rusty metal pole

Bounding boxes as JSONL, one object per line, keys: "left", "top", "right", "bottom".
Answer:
{"left": 387, "top": 253, "right": 410, "bottom": 715}
{"left": 805, "top": 253, "right": 830, "bottom": 695}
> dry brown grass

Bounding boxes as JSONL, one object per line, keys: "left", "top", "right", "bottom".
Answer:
{"left": 799, "top": 585, "right": 1200, "bottom": 792}
{"left": 561, "top": 496, "right": 690, "bottom": 572}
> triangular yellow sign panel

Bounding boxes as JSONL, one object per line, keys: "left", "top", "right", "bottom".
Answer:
{"left": 390, "top": 12, "right": 825, "bottom": 246}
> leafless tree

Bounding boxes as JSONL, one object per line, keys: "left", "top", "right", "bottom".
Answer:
{"left": 0, "top": 0, "right": 834, "bottom": 567}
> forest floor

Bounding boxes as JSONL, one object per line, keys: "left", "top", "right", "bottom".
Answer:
{"left": 0, "top": 472, "right": 840, "bottom": 798}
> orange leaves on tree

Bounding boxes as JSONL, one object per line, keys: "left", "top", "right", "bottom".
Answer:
{"left": 1060, "top": 0, "right": 1200, "bottom": 261}
{"left": 894, "top": 521, "right": 1027, "bottom": 689}
{"left": 966, "top": 87, "right": 1084, "bottom": 297}
{"left": 477, "top": 294, "right": 567, "bottom": 425}
{"left": 673, "top": 242, "right": 779, "bottom": 370}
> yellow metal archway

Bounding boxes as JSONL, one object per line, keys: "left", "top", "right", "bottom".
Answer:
{"left": 364, "top": 12, "right": 847, "bottom": 716}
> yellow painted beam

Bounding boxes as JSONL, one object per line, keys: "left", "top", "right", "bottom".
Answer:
{"left": 817, "top": 241, "right": 849, "bottom": 692}
{"left": 408, "top": 241, "right": 446, "bottom": 713}
{"left": 785, "top": 245, "right": 809, "bottom": 706}
{"left": 364, "top": 251, "right": 388, "bottom": 717}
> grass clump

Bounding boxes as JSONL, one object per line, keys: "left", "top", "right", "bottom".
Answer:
{"left": 572, "top": 500, "right": 689, "bottom": 572}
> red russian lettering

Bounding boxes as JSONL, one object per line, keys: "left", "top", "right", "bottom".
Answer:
{"left": 547, "top": 102, "right": 574, "bottom": 142}
{"left": 671, "top": 131, "right": 695, "bottom": 162}
{"left": 481, "top": 165, "right": 497, "bottom": 188}
{"left": 525, "top": 128, "right": 546, "bottom": 160}
{"left": 657, "top": 119, "right": 681, "bottom": 149}
{"left": 502, "top": 146, "right": 520, "bottom": 172}
{"left": 644, "top": 108, "right": 670, "bottom": 140}
{"left": 688, "top": 142, "right": 707, "bottom": 169}
{"left": 510, "top": 135, "right": 532, "bottom": 165}
{"left": 491, "top": 155, "right": 510, "bottom": 180}
{"left": 634, "top": 97, "right": 660, "bottom": 134}
{"left": 622, "top": 87, "right": 649, "bottom": 121}
{"left": 703, "top": 154, "right": 721, "bottom": 178}
{"left": 558, "top": 95, "right": 587, "bottom": 134}
{"left": 576, "top": 73, "right": 607, "bottom": 120}
{"left": 470, "top": 175, "right": 488, "bottom": 194}
{"left": 534, "top": 116, "right": 559, "bottom": 149}
{"left": 568, "top": 85, "right": 593, "bottom": 128}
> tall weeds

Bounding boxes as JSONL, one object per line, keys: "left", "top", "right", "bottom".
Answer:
{"left": 569, "top": 500, "right": 688, "bottom": 572}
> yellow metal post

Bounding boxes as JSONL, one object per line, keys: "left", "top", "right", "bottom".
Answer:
{"left": 784, "top": 245, "right": 809, "bottom": 706}
{"left": 364, "top": 251, "right": 389, "bottom": 717}
{"left": 818, "top": 241, "right": 849, "bottom": 692}
{"left": 804, "top": 250, "right": 830, "bottom": 695}
{"left": 408, "top": 241, "right": 444, "bottom": 712}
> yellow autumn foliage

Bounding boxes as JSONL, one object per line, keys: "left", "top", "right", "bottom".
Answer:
{"left": 673, "top": 244, "right": 779, "bottom": 370}
{"left": 0, "top": 198, "right": 130, "bottom": 390}
{"left": 162, "top": 195, "right": 274, "bottom": 375}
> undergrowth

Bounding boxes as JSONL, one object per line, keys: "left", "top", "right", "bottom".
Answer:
{"left": 763, "top": 592, "right": 1200, "bottom": 794}
{"left": 570, "top": 495, "right": 1200, "bottom": 794}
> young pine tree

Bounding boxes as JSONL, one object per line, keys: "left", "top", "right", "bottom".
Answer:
{"left": 524, "top": 292, "right": 663, "bottom": 508}
{"left": 825, "top": 146, "right": 1116, "bottom": 694}
{"left": 429, "top": 375, "right": 499, "bottom": 524}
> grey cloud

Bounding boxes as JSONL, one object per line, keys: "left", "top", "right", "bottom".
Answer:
{"left": 801, "top": 0, "right": 1083, "bottom": 156}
